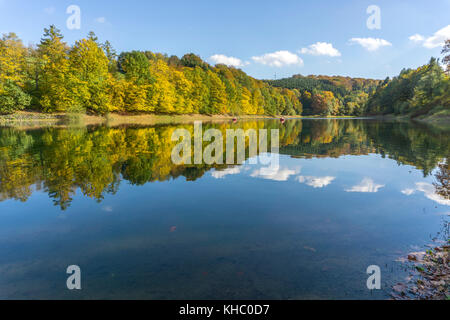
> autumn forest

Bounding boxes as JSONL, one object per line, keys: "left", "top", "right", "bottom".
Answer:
{"left": 0, "top": 26, "right": 448, "bottom": 119}
{"left": 0, "top": 26, "right": 302, "bottom": 116}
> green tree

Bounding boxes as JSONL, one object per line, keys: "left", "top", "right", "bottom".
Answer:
{"left": 442, "top": 39, "right": 450, "bottom": 75}
{"left": 101, "top": 40, "right": 118, "bottom": 73}
{"left": 180, "top": 53, "right": 208, "bottom": 69}
{"left": 119, "top": 51, "right": 153, "bottom": 84}
{"left": 0, "top": 80, "right": 31, "bottom": 114}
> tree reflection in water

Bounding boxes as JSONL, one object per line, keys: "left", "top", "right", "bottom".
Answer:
{"left": 0, "top": 119, "right": 449, "bottom": 210}
{"left": 434, "top": 158, "right": 449, "bottom": 200}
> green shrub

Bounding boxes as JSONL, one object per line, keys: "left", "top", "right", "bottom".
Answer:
{"left": 0, "top": 81, "right": 31, "bottom": 114}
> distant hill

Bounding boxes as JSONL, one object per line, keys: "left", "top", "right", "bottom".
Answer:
{"left": 265, "top": 75, "right": 381, "bottom": 116}
{"left": 266, "top": 74, "right": 381, "bottom": 98}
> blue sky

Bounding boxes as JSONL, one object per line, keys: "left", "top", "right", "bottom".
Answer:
{"left": 0, "top": 0, "right": 449, "bottom": 79}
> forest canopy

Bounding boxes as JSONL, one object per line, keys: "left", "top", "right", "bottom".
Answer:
{"left": 0, "top": 26, "right": 448, "bottom": 119}
{"left": 267, "top": 75, "right": 381, "bottom": 116}
{"left": 0, "top": 26, "right": 302, "bottom": 116}
{"left": 365, "top": 57, "right": 450, "bottom": 119}
{"left": 267, "top": 56, "right": 450, "bottom": 119}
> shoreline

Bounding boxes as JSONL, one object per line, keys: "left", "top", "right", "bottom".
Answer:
{"left": 392, "top": 243, "right": 449, "bottom": 300}
{"left": 0, "top": 111, "right": 371, "bottom": 128}
{"left": 1, "top": 111, "right": 448, "bottom": 129}
{"left": 371, "top": 114, "right": 450, "bottom": 126}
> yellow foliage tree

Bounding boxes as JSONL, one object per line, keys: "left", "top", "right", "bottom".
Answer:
{"left": 69, "top": 37, "right": 113, "bottom": 113}
{"left": 0, "top": 33, "right": 27, "bottom": 86}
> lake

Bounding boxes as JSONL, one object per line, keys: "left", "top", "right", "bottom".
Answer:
{"left": 0, "top": 119, "right": 448, "bottom": 299}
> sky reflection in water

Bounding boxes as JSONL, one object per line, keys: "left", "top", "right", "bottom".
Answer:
{"left": 0, "top": 119, "right": 448, "bottom": 299}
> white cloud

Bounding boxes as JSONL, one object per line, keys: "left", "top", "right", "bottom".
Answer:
{"left": 349, "top": 38, "right": 392, "bottom": 51}
{"left": 250, "top": 166, "right": 300, "bottom": 181}
{"left": 423, "top": 25, "right": 450, "bottom": 49}
{"left": 300, "top": 42, "right": 341, "bottom": 57}
{"left": 297, "top": 176, "right": 336, "bottom": 188}
{"left": 212, "top": 167, "right": 241, "bottom": 179}
{"left": 102, "top": 206, "right": 113, "bottom": 212}
{"left": 44, "top": 7, "right": 55, "bottom": 15}
{"left": 346, "top": 178, "right": 385, "bottom": 193}
{"left": 252, "top": 50, "right": 304, "bottom": 67}
{"left": 401, "top": 188, "right": 415, "bottom": 196}
{"left": 409, "top": 26, "right": 450, "bottom": 49}
{"left": 409, "top": 34, "right": 425, "bottom": 43}
{"left": 95, "top": 17, "right": 107, "bottom": 24}
{"left": 414, "top": 183, "right": 450, "bottom": 206}
{"left": 209, "top": 54, "right": 246, "bottom": 68}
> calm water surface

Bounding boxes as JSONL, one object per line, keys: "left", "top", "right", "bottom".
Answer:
{"left": 0, "top": 119, "right": 448, "bottom": 299}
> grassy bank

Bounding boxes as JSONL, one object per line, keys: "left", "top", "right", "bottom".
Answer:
{"left": 415, "top": 111, "right": 450, "bottom": 126}
{"left": 0, "top": 111, "right": 268, "bottom": 127}
{"left": 0, "top": 111, "right": 371, "bottom": 128}
{"left": 372, "top": 112, "right": 450, "bottom": 126}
